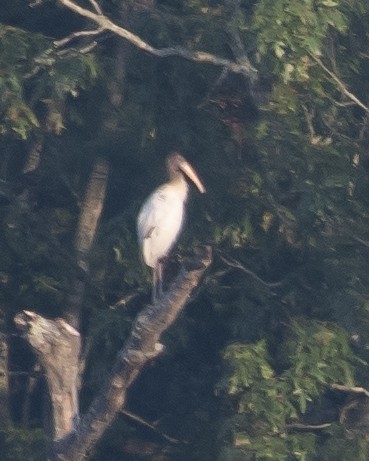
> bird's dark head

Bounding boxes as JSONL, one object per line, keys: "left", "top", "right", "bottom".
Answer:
{"left": 166, "top": 152, "right": 186, "bottom": 172}
{"left": 167, "top": 152, "right": 206, "bottom": 193}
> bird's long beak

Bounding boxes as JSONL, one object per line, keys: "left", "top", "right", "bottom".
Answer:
{"left": 180, "top": 161, "right": 206, "bottom": 193}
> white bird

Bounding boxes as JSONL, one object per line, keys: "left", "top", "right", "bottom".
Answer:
{"left": 137, "top": 152, "right": 206, "bottom": 302}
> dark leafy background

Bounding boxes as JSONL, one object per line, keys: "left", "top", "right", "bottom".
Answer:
{"left": 2, "top": 0, "right": 369, "bottom": 460}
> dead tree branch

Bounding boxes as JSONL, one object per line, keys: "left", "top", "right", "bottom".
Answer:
{"left": 331, "top": 383, "right": 369, "bottom": 399}
{"left": 121, "top": 409, "right": 184, "bottom": 444}
{"left": 55, "top": 0, "right": 257, "bottom": 80}
{"left": 14, "top": 312, "right": 81, "bottom": 440}
{"left": 15, "top": 246, "right": 212, "bottom": 461}
{"left": 309, "top": 53, "right": 369, "bottom": 113}
{"left": 218, "top": 252, "right": 284, "bottom": 289}
{"left": 54, "top": 27, "right": 105, "bottom": 48}
{"left": 223, "top": 0, "right": 258, "bottom": 85}
{"left": 286, "top": 422, "right": 332, "bottom": 432}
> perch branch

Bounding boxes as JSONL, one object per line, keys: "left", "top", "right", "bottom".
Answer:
{"left": 15, "top": 246, "right": 211, "bottom": 461}
{"left": 60, "top": 246, "right": 211, "bottom": 461}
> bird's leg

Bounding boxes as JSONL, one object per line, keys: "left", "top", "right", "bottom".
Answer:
{"left": 152, "top": 267, "right": 158, "bottom": 303}
{"left": 152, "top": 261, "right": 165, "bottom": 303}
{"left": 157, "top": 261, "right": 164, "bottom": 298}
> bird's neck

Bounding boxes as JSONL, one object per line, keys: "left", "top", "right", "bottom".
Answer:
{"left": 169, "top": 174, "right": 189, "bottom": 201}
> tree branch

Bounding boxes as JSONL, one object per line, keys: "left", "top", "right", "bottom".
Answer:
{"left": 61, "top": 246, "right": 211, "bottom": 461}
{"left": 14, "top": 311, "right": 81, "bottom": 440}
{"left": 66, "top": 158, "right": 109, "bottom": 330}
{"left": 331, "top": 383, "right": 369, "bottom": 399}
{"left": 15, "top": 246, "right": 212, "bottom": 461}
{"left": 223, "top": 0, "right": 258, "bottom": 84}
{"left": 286, "top": 422, "right": 332, "bottom": 432}
{"left": 87, "top": 0, "right": 102, "bottom": 15}
{"left": 218, "top": 252, "right": 284, "bottom": 289}
{"left": 56, "top": 0, "right": 257, "bottom": 79}
{"left": 121, "top": 409, "right": 185, "bottom": 444}
{"left": 309, "top": 53, "right": 369, "bottom": 113}
{"left": 54, "top": 27, "right": 105, "bottom": 48}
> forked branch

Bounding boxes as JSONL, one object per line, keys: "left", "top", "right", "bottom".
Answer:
{"left": 15, "top": 246, "right": 212, "bottom": 461}
{"left": 55, "top": 0, "right": 257, "bottom": 79}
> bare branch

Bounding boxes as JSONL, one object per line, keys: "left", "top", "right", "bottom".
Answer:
{"left": 331, "top": 383, "right": 369, "bottom": 399}
{"left": 309, "top": 53, "right": 369, "bottom": 113}
{"left": 61, "top": 247, "right": 211, "bottom": 461}
{"left": 110, "top": 289, "right": 145, "bottom": 309}
{"left": 15, "top": 247, "right": 212, "bottom": 460}
{"left": 223, "top": 0, "right": 258, "bottom": 83}
{"left": 218, "top": 252, "right": 284, "bottom": 289}
{"left": 286, "top": 422, "right": 332, "bottom": 431}
{"left": 54, "top": 27, "right": 105, "bottom": 48}
{"left": 352, "top": 235, "right": 369, "bottom": 250}
{"left": 87, "top": 0, "right": 102, "bottom": 15}
{"left": 29, "top": 0, "right": 44, "bottom": 7}
{"left": 121, "top": 409, "right": 185, "bottom": 444}
{"left": 14, "top": 311, "right": 81, "bottom": 441}
{"left": 56, "top": 0, "right": 257, "bottom": 79}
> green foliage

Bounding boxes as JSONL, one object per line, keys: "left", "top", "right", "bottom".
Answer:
{"left": 317, "top": 425, "right": 369, "bottom": 461}
{"left": 254, "top": 0, "right": 348, "bottom": 80}
{"left": 217, "top": 320, "right": 364, "bottom": 460}
{"left": 0, "top": 24, "right": 99, "bottom": 139}
{"left": 0, "top": 26, "right": 44, "bottom": 138}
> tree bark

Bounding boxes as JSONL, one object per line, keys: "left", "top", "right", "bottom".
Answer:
{"left": 14, "top": 312, "right": 81, "bottom": 440}
{"left": 0, "top": 317, "right": 9, "bottom": 429}
{"left": 66, "top": 158, "right": 109, "bottom": 329}
{"left": 15, "top": 246, "right": 211, "bottom": 460}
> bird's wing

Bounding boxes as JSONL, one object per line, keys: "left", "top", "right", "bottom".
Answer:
{"left": 137, "top": 186, "right": 184, "bottom": 267}
{"left": 137, "top": 189, "right": 167, "bottom": 241}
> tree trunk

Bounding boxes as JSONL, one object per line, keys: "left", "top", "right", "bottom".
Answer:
{"left": 15, "top": 246, "right": 211, "bottom": 461}
{"left": 14, "top": 312, "right": 81, "bottom": 441}
{"left": 66, "top": 158, "right": 110, "bottom": 330}
{"left": 0, "top": 315, "right": 9, "bottom": 429}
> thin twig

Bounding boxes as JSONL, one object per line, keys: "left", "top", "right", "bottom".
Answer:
{"left": 224, "top": 0, "right": 257, "bottom": 82}
{"left": 54, "top": 27, "right": 105, "bottom": 48}
{"left": 121, "top": 409, "right": 186, "bottom": 444}
{"left": 352, "top": 236, "right": 369, "bottom": 250}
{"left": 309, "top": 53, "right": 369, "bottom": 113}
{"left": 331, "top": 383, "right": 369, "bottom": 399}
{"left": 29, "top": 0, "right": 44, "bottom": 7}
{"left": 286, "top": 422, "right": 332, "bottom": 431}
{"left": 88, "top": 0, "right": 102, "bottom": 14}
{"left": 57, "top": 41, "right": 98, "bottom": 57}
{"left": 218, "top": 253, "right": 284, "bottom": 288}
{"left": 110, "top": 289, "right": 145, "bottom": 309}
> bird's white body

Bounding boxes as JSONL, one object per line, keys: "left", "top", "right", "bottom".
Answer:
{"left": 137, "top": 180, "right": 188, "bottom": 268}
{"left": 137, "top": 153, "right": 205, "bottom": 302}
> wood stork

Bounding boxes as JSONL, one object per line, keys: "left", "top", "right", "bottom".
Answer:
{"left": 137, "top": 152, "right": 206, "bottom": 302}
